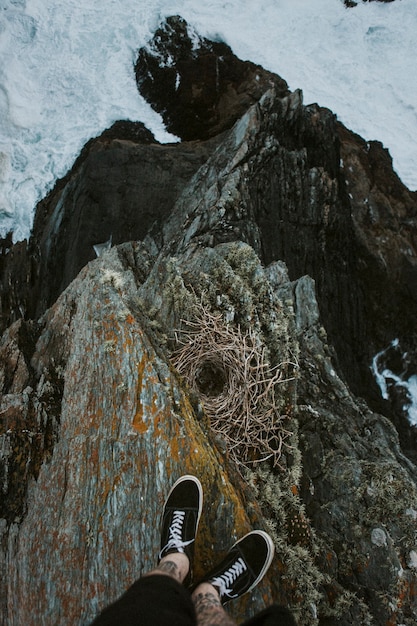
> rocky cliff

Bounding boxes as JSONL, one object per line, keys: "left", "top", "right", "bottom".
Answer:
{"left": 1, "top": 15, "right": 417, "bottom": 626}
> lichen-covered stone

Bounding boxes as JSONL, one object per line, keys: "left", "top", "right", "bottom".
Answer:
{"left": 1, "top": 249, "right": 287, "bottom": 624}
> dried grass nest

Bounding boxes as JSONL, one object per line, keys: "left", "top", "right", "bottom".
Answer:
{"left": 170, "top": 306, "right": 295, "bottom": 470}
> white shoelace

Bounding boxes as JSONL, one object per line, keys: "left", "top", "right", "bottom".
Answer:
{"left": 159, "top": 510, "right": 194, "bottom": 560}
{"left": 211, "top": 557, "right": 247, "bottom": 600}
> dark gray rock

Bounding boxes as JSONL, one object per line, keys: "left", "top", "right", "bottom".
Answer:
{"left": 0, "top": 122, "right": 220, "bottom": 328}
{"left": 135, "top": 15, "right": 289, "bottom": 141}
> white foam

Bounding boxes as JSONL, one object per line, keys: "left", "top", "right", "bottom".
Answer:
{"left": 372, "top": 340, "right": 417, "bottom": 427}
{"left": 371, "top": 338, "right": 399, "bottom": 400}
{"left": 405, "top": 375, "right": 417, "bottom": 427}
{"left": 1, "top": 0, "right": 417, "bottom": 240}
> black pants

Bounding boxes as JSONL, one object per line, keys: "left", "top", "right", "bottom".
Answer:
{"left": 91, "top": 575, "right": 296, "bottom": 626}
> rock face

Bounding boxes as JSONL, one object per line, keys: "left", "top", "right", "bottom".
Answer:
{"left": 0, "top": 121, "right": 220, "bottom": 329}
{"left": 0, "top": 245, "right": 293, "bottom": 624}
{"left": 136, "top": 17, "right": 417, "bottom": 462}
{"left": 135, "top": 16, "right": 289, "bottom": 141}
{"left": 1, "top": 16, "right": 417, "bottom": 626}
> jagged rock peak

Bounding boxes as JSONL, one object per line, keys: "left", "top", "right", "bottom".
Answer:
{"left": 135, "top": 15, "right": 289, "bottom": 141}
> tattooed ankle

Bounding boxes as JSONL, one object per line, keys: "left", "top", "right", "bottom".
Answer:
{"left": 193, "top": 592, "right": 236, "bottom": 626}
{"left": 194, "top": 592, "right": 222, "bottom": 610}
{"left": 155, "top": 560, "right": 181, "bottom": 581}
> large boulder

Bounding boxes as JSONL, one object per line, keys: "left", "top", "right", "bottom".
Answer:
{"left": 135, "top": 15, "right": 289, "bottom": 141}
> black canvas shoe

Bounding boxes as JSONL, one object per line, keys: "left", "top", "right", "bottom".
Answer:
{"left": 159, "top": 475, "right": 203, "bottom": 569}
{"left": 202, "top": 530, "right": 275, "bottom": 604}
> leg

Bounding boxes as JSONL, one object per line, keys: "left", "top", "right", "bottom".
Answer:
{"left": 90, "top": 574, "right": 195, "bottom": 626}
{"left": 191, "top": 530, "right": 276, "bottom": 626}
{"left": 192, "top": 584, "right": 297, "bottom": 626}
{"left": 192, "top": 582, "right": 237, "bottom": 626}
{"left": 145, "top": 551, "right": 190, "bottom": 584}
{"left": 90, "top": 475, "right": 203, "bottom": 626}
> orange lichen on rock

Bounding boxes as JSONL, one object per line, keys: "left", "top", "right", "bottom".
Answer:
{"left": 132, "top": 355, "right": 148, "bottom": 433}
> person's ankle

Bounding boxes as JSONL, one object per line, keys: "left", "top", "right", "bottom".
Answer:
{"left": 147, "top": 552, "right": 190, "bottom": 584}
{"left": 192, "top": 583, "right": 238, "bottom": 626}
{"left": 192, "top": 581, "right": 221, "bottom": 602}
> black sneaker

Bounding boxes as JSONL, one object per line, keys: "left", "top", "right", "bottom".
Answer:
{"left": 203, "top": 530, "right": 275, "bottom": 604}
{"left": 159, "top": 475, "right": 203, "bottom": 567}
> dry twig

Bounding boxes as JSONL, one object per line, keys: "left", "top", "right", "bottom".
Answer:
{"left": 171, "top": 305, "right": 296, "bottom": 470}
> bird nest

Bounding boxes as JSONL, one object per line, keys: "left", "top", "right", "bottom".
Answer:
{"left": 171, "top": 307, "right": 294, "bottom": 470}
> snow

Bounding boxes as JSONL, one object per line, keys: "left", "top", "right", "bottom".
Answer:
{"left": 0, "top": 0, "right": 416, "bottom": 241}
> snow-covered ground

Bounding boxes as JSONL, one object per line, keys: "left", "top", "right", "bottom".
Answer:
{"left": 1, "top": 0, "right": 416, "bottom": 241}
